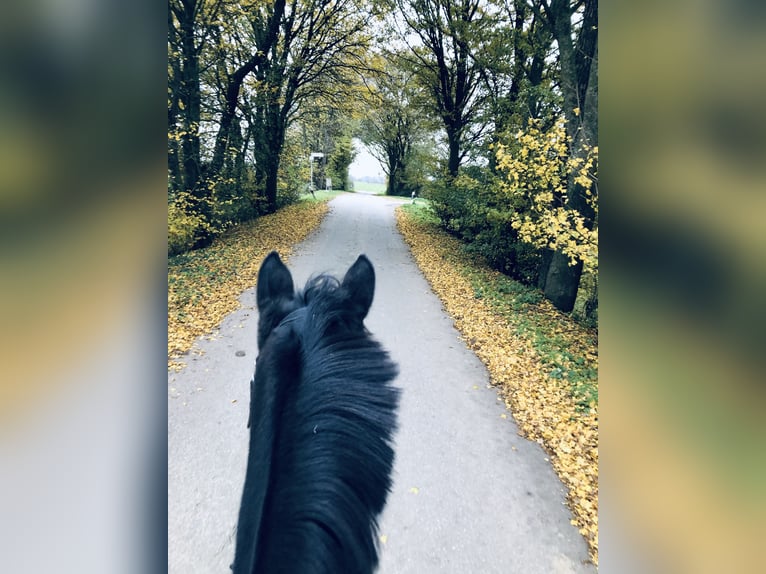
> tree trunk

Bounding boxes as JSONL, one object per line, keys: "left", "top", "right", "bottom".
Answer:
{"left": 224, "top": 118, "right": 243, "bottom": 177}
{"left": 210, "top": 94, "right": 240, "bottom": 177}
{"left": 209, "top": 0, "right": 286, "bottom": 180}
{"left": 583, "top": 274, "right": 598, "bottom": 326}
{"left": 544, "top": 42, "right": 597, "bottom": 311}
{"left": 210, "top": 62, "right": 259, "bottom": 177}
{"left": 175, "top": 1, "right": 213, "bottom": 249}
{"left": 544, "top": 252, "right": 583, "bottom": 311}
{"left": 540, "top": 0, "right": 597, "bottom": 312}
{"left": 387, "top": 169, "right": 397, "bottom": 196}
{"left": 178, "top": 9, "right": 202, "bottom": 198}
{"left": 446, "top": 124, "right": 461, "bottom": 177}
{"left": 236, "top": 123, "right": 251, "bottom": 185}
{"left": 257, "top": 105, "right": 286, "bottom": 213}
{"left": 265, "top": 158, "right": 280, "bottom": 212}
{"left": 537, "top": 248, "right": 553, "bottom": 290}
{"left": 168, "top": 104, "right": 181, "bottom": 192}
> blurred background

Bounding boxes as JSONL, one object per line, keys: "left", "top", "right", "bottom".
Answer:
{"left": 601, "top": 1, "right": 766, "bottom": 572}
{"left": 0, "top": 1, "right": 764, "bottom": 572}
{"left": 0, "top": 1, "right": 166, "bottom": 572}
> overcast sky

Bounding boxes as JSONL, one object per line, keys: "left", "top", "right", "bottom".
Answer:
{"left": 348, "top": 138, "right": 384, "bottom": 179}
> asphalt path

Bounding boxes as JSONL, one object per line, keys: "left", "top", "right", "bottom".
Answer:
{"left": 168, "top": 192, "right": 596, "bottom": 573}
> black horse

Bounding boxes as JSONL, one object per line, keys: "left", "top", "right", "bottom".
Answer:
{"left": 232, "top": 252, "right": 400, "bottom": 574}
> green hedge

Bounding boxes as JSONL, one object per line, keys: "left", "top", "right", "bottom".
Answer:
{"left": 425, "top": 168, "right": 543, "bottom": 285}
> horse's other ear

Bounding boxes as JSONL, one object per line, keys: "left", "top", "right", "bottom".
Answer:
{"left": 257, "top": 251, "right": 294, "bottom": 310}
{"left": 342, "top": 255, "right": 375, "bottom": 320}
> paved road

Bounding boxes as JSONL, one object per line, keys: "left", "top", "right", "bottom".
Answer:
{"left": 168, "top": 193, "right": 595, "bottom": 573}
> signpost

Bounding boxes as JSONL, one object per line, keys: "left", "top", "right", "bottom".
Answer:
{"left": 309, "top": 152, "right": 324, "bottom": 197}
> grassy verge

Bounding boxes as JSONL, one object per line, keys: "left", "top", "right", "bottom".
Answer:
{"left": 168, "top": 198, "right": 331, "bottom": 369}
{"left": 351, "top": 180, "right": 386, "bottom": 194}
{"left": 397, "top": 202, "right": 599, "bottom": 564}
{"left": 300, "top": 189, "right": 344, "bottom": 202}
{"left": 401, "top": 203, "right": 598, "bottom": 408}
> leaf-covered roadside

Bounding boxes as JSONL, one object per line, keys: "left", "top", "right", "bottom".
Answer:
{"left": 168, "top": 200, "right": 329, "bottom": 369}
{"left": 396, "top": 205, "right": 599, "bottom": 565}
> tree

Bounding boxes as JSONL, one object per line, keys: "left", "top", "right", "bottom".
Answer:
{"left": 168, "top": 0, "right": 223, "bottom": 198}
{"left": 298, "top": 104, "right": 358, "bottom": 191}
{"left": 169, "top": 0, "right": 374, "bottom": 217}
{"left": 531, "top": 0, "right": 597, "bottom": 311}
{"left": 359, "top": 59, "right": 433, "bottom": 196}
{"left": 481, "top": 0, "right": 557, "bottom": 171}
{"left": 207, "top": 0, "right": 287, "bottom": 178}
{"left": 168, "top": 8, "right": 183, "bottom": 192}
{"left": 328, "top": 135, "right": 357, "bottom": 191}
{"left": 495, "top": 116, "right": 597, "bottom": 273}
{"left": 239, "top": 0, "right": 372, "bottom": 211}
{"left": 387, "top": 0, "right": 495, "bottom": 177}
{"left": 169, "top": 0, "right": 236, "bottom": 249}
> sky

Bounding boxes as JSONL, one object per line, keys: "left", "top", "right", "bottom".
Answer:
{"left": 348, "top": 138, "right": 385, "bottom": 180}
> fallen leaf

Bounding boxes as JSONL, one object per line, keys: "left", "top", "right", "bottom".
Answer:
{"left": 396, "top": 207, "right": 599, "bottom": 565}
{"left": 168, "top": 201, "right": 330, "bottom": 369}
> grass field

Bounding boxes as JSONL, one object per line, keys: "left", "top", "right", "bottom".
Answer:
{"left": 351, "top": 180, "right": 386, "bottom": 194}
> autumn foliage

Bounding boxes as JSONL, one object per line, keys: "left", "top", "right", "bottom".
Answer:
{"left": 426, "top": 114, "right": 598, "bottom": 322}
{"left": 495, "top": 117, "right": 598, "bottom": 272}
{"left": 397, "top": 205, "right": 598, "bottom": 564}
{"left": 168, "top": 200, "right": 329, "bottom": 369}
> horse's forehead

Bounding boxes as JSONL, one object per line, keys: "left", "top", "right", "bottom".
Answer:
{"left": 278, "top": 305, "right": 308, "bottom": 329}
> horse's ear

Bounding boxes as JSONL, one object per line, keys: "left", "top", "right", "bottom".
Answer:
{"left": 257, "top": 251, "right": 294, "bottom": 310}
{"left": 342, "top": 255, "right": 375, "bottom": 319}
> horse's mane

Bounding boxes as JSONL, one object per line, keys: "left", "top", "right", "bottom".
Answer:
{"left": 233, "top": 267, "right": 400, "bottom": 574}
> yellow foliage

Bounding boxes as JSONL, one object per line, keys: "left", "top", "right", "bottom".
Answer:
{"left": 168, "top": 200, "right": 329, "bottom": 366}
{"left": 496, "top": 117, "right": 598, "bottom": 272}
{"left": 168, "top": 191, "right": 207, "bottom": 256}
{"left": 397, "top": 207, "right": 599, "bottom": 565}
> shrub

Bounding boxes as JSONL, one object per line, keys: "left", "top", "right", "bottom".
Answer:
{"left": 424, "top": 174, "right": 468, "bottom": 235}
{"left": 468, "top": 218, "right": 542, "bottom": 284}
{"left": 278, "top": 143, "right": 308, "bottom": 207}
{"left": 168, "top": 192, "right": 208, "bottom": 256}
{"left": 426, "top": 168, "right": 543, "bottom": 284}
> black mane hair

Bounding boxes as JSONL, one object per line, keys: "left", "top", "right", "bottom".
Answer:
{"left": 232, "top": 252, "right": 400, "bottom": 574}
